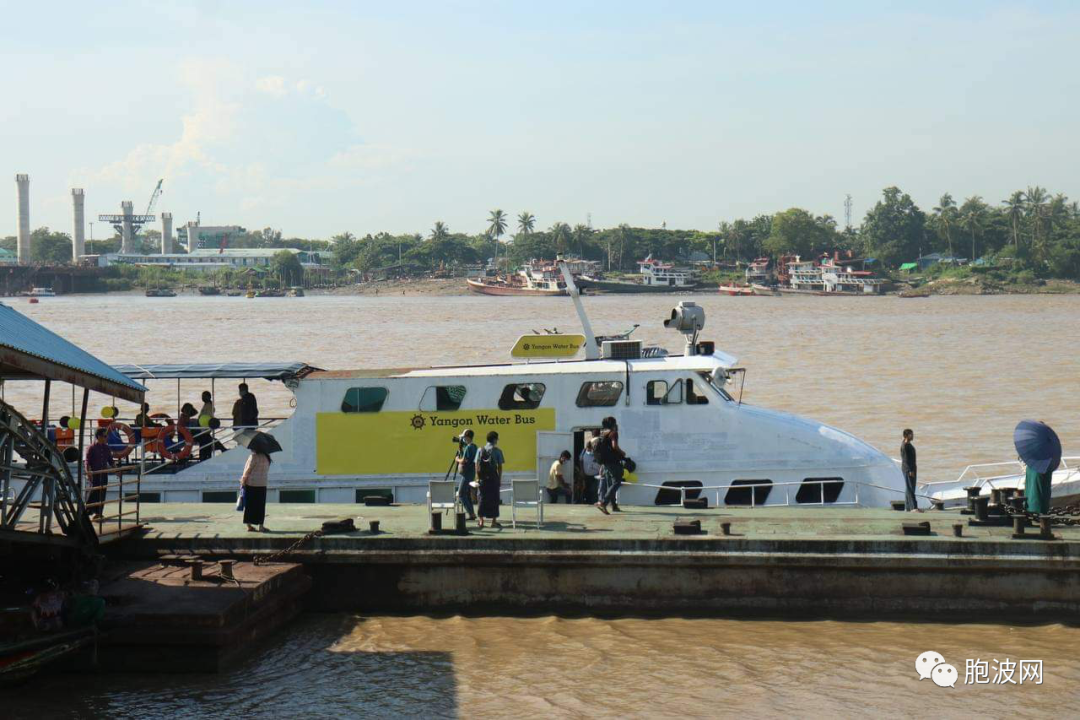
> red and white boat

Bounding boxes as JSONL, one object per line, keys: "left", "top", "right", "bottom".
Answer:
{"left": 718, "top": 284, "right": 755, "bottom": 296}
{"left": 466, "top": 261, "right": 568, "bottom": 296}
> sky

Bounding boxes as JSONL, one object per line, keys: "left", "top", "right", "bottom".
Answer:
{"left": 1, "top": 0, "right": 1077, "bottom": 239}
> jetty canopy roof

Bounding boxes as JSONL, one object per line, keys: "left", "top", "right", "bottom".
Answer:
{"left": 0, "top": 303, "right": 146, "bottom": 402}
{"left": 113, "top": 362, "right": 319, "bottom": 381}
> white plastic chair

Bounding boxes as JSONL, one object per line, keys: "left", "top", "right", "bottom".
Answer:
{"left": 427, "top": 480, "right": 457, "bottom": 518}
{"left": 511, "top": 479, "right": 543, "bottom": 529}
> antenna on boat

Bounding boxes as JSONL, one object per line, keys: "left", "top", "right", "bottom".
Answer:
{"left": 556, "top": 255, "right": 599, "bottom": 360}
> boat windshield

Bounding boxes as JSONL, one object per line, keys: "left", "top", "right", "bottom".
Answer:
{"left": 700, "top": 371, "right": 734, "bottom": 402}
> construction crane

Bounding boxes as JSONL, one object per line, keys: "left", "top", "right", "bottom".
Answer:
{"left": 145, "top": 179, "right": 163, "bottom": 216}
{"left": 98, "top": 179, "right": 164, "bottom": 238}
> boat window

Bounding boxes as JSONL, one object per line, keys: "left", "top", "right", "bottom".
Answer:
{"left": 341, "top": 387, "right": 389, "bottom": 413}
{"left": 654, "top": 480, "right": 703, "bottom": 505}
{"left": 702, "top": 372, "right": 734, "bottom": 401}
{"left": 724, "top": 479, "right": 773, "bottom": 506}
{"left": 646, "top": 380, "right": 682, "bottom": 405}
{"left": 576, "top": 381, "right": 623, "bottom": 407}
{"left": 686, "top": 378, "right": 709, "bottom": 405}
{"left": 420, "top": 385, "right": 467, "bottom": 411}
{"left": 498, "top": 383, "right": 546, "bottom": 410}
{"left": 795, "top": 477, "right": 845, "bottom": 504}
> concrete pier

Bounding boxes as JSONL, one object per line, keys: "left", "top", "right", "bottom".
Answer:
{"left": 161, "top": 212, "right": 173, "bottom": 254}
{"left": 71, "top": 189, "right": 85, "bottom": 260}
{"left": 95, "top": 560, "right": 310, "bottom": 673}
{"left": 16, "top": 174, "right": 30, "bottom": 263}
{"left": 120, "top": 201, "right": 134, "bottom": 253}
{"left": 118, "top": 504, "right": 1080, "bottom": 620}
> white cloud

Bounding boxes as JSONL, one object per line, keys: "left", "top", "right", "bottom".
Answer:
{"left": 329, "top": 143, "right": 418, "bottom": 171}
{"left": 255, "top": 75, "right": 288, "bottom": 96}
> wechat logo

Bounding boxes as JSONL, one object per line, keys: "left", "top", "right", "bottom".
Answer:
{"left": 916, "top": 651, "right": 957, "bottom": 688}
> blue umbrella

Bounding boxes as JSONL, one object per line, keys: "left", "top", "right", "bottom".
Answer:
{"left": 1013, "top": 420, "right": 1062, "bottom": 474}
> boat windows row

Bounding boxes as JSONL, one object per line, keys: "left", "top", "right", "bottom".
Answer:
{"left": 338, "top": 376, "right": 720, "bottom": 413}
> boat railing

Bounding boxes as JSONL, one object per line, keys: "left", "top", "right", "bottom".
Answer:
{"left": 70, "top": 417, "right": 289, "bottom": 478}
{"left": 922, "top": 456, "right": 1080, "bottom": 491}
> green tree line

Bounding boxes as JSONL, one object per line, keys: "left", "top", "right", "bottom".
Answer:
{"left": 4, "top": 185, "right": 1078, "bottom": 280}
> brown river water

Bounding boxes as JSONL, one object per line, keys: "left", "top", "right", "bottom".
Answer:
{"left": 4, "top": 292, "right": 1079, "bottom": 716}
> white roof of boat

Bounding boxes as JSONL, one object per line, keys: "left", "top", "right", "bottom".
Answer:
{"left": 306, "top": 352, "right": 736, "bottom": 380}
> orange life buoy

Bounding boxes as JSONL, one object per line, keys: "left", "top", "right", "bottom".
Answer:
{"left": 158, "top": 422, "right": 194, "bottom": 462}
{"left": 108, "top": 422, "right": 137, "bottom": 459}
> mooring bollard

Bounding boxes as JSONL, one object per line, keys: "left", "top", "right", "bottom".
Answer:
{"left": 952, "top": 523, "right": 963, "bottom": 538}
{"left": 720, "top": 522, "right": 732, "bottom": 536}
{"left": 973, "top": 496, "right": 991, "bottom": 522}
{"left": 369, "top": 520, "right": 380, "bottom": 534}
{"left": 1039, "top": 516, "right": 1054, "bottom": 539}
{"left": 455, "top": 512, "right": 467, "bottom": 533}
{"left": 1013, "top": 516, "right": 1026, "bottom": 537}
{"left": 219, "top": 559, "right": 235, "bottom": 580}
{"left": 430, "top": 512, "right": 442, "bottom": 532}
{"left": 964, "top": 486, "right": 982, "bottom": 511}
{"left": 1008, "top": 496, "right": 1026, "bottom": 513}
{"left": 990, "top": 488, "right": 1002, "bottom": 506}
{"left": 190, "top": 560, "right": 204, "bottom": 581}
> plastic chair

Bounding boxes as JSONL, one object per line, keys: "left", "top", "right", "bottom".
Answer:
{"left": 511, "top": 479, "right": 543, "bottom": 529}
{"left": 427, "top": 480, "right": 457, "bottom": 518}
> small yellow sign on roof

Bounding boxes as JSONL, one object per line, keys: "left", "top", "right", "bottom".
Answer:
{"left": 511, "top": 334, "right": 586, "bottom": 358}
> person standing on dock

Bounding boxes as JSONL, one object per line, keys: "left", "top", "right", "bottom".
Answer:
{"left": 901, "top": 429, "right": 918, "bottom": 511}
{"left": 240, "top": 447, "right": 271, "bottom": 532}
{"left": 595, "top": 416, "right": 625, "bottom": 515}
{"left": 85, "top": 428, "right": 113, "bottom": 520}
{"left": 476, "top": 431, "right": 504, "bottom": 529}
{"left": 455, "top": 429, "right": 478, "bottom": 521}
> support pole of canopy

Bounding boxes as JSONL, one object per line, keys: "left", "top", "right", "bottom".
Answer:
{"left": 41, "top": 379, "right": 51, "bottom": 430}
{"left": 77, "top": 387, "right": 88, "bottom": 492}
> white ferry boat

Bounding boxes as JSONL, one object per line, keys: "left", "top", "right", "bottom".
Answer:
{"left": 112, "top": 260, "right": 906, "bottom": 508}
{"left": 783, "top": 255, "right": 884, "bottom": 295}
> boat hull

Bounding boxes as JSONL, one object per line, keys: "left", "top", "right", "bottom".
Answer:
{"left": 577, "top": 278, "right": 698, "bottom": 294}
{"left": 718, "top": 285, "right": 755, "bottom": 296}
{"left": 466, "top": 279, "right": 565, "bottom": 296}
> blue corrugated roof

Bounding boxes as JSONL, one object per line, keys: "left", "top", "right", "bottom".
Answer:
{"left": 0, "top": 303, "right": 146, "bottom": 401}
{"left": 112, "top": 362, "right": 317, "bottom": 380}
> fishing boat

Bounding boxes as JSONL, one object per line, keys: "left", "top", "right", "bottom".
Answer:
{"left": 107, "top": 260, "right": 906, "bottom": 509}
{"left": 466, "top": 261, "right": 567, "bottom": 296}
{"left": 145, "top": 288, "right": 177, "bottom": 298}
{"left": 750, "top": 283, "right": 782, "bottom": 296}
{"left": 578, "top": 257, "right": 699, "bottom": 294}
{"left": 198, "top": 286, "right": 221, "bottom": 296}
{"left": 718, "top": 284, "right": 755, "bottom": 296}
{"left": 23, "top": 287, "right": 56, "bottom": 298}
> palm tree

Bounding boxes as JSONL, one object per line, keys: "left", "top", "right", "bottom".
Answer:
{"left": 1002, "top": 191, "right": 1025, "bottom": 248}
{"left": 959, "top": 196, "right": 986, "bottom": 261}
{"left": 430, "top": 221, "right": 449, "bottom": 242}
{"left": 517, "top": 211, "right": 535, "bottom": 237}
{"left": 933, "top": 194, "right": 957, "bottom": 257}
{"left": 572, "top": 224, "right": 592, "bottom": 257}
{"left": 488, "top": 209, "right": 507, "bottom": 267}
{"left": 717, "top": 221, "right": 733, "bottom": 263}
{"left": 1025, "top": 185, "right": 1048, "bottom": 252}
{"left": 550, "top": 222, "right": 571, "bottom": 255}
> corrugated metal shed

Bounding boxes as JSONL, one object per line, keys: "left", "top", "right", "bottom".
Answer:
{"left": 112, "top": 362, "right": 318, "bottom": 380}
{"left": 0, "top": 303, "right": 146, "bottom": 402}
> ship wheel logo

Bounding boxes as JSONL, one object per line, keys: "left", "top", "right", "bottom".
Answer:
{"left": 522, "top": 343, "right": 531, "bottom": 351}
{"left": 410, "top": 414, "right": 426, "bottom": 431}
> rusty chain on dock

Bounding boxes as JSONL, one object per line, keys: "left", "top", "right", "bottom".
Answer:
{"left": 253, "top": 529, "right": 324, "bottom": 565}
{"left": 1001, "top": 499, "right": 1080, "bottom": 527}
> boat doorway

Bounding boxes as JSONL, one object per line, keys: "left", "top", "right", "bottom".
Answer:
{"left": 572, "top": 426, "right": 602, "bottom": 503}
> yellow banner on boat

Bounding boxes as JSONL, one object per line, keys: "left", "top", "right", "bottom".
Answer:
{"left": 315, "top": 409, "right": 556, "bottom": 476}
{"left": 510, "top": 334, "right": 585, "bottom": 358}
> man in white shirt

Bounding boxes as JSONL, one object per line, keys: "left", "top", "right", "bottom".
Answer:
{"left": 579, "top": 436, "right": 602, "bottom": 504}
{"left": 546, "top": 451, "right": 573, "bottom": 504}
